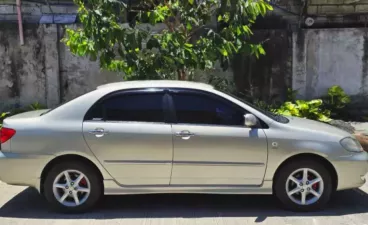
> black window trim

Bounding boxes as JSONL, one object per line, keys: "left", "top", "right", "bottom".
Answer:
{"left": 83, "top": 88, "right": 171, "bottom": 124}
{"left": 167, "top": 88, "right": 268, "bottom": 129}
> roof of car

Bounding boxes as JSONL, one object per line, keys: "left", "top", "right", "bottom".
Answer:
{"left": 97, "top": 80, "right": 214, "bottom": 90}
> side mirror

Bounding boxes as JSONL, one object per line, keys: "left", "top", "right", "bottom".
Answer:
{"left": 244, "top": 113, "right": 258, "bottom": 127}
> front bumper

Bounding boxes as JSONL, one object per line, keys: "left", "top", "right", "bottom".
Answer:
{"left": 0, "top": 151, "right": 51, "bottom": 190}
{"left": 333, "top": 151, "right": 368, "bottom": 190}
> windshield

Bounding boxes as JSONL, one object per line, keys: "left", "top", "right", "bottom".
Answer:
{"left": 218, "top": 90, "right": 289, "bottom": 124}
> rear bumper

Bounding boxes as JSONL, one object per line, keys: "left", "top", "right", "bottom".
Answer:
{"left": 0, "top": 151, "right": 51, "bottom": 190}
{"left": 332, "top": 152, "right": 368, "bottom": 190}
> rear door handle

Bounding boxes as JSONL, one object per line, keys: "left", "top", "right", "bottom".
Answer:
{"left": 89, "top": 128, "right": 108, "bottom": 138}
{"left": 175, "top": 130, "right": 195, "bottom": 140}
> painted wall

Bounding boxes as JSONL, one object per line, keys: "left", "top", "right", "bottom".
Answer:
{"left": 0, "top": 24, "right": 122, "bottom": 111}
{"left": 292, "top": 28, "right": 368, "bottom": 98}
{"left": 292, "top": 28, "right": 368, "bottom": 117}
{"left": 0, "top": 24, "right": 53, "bottom": 109}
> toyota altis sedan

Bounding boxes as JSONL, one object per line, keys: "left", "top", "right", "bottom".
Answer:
{"left": 0, "top": 80, "right": 367, "bottom": 212}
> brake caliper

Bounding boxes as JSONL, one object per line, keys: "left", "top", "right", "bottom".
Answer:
{"left": 80, "top": 177, "right": 87, "bottom": 186}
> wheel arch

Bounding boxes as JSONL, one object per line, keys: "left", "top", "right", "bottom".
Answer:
{"left": 39, "top": 154, "right": 107, "bottom": 194}
{"left": 272, "top": 153, "right": 338, "bottom": 192}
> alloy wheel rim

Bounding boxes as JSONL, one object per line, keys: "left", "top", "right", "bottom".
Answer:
{"left": 285, "top": 168, "right": 324, "bottom": 205}
{"left": 52, "top": 170, "right": 91, "bottom": 207}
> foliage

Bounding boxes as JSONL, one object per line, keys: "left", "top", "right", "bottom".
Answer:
{"left": 64, "top": 0, "right": 272, "bottom": 80}
{"left": 326, "top": 85, "right": 351, "bottom": 108}
{"left": 322, "top": 85, "right": 350, "bottom": 118}
{"left": 287, "top": 88, "right": 297, "bottom": 102}
{"left": 0, "top": 112, "right": 10, "bottom": 128}
{"left": 241, "top": 86, "right": 349, "bottom": 122}
{"left": 28, "top": 102, "right": 46, "bottom": 111}
{"left": 276, "top": 99, "right": 331, "bottom": 122}
{"left": 253, "top": 99, "right": 278, "bottom": 112}
{"left": 207, "top": 74, "right": 235, "bottom": 93}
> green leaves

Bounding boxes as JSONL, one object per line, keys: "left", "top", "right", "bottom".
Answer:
{"left": 321, "top": 85, "right": 351, "bottom": 119}
{"left": 274, "top": 85, "right": 352, "bottom": 122}
{"left": 0, "top": 112, "right": 9, "bottom": 119}
{"left": 276, "top": 99, "right": 331, "bottom": 122}
{"left": 327, "top": 85, "right": 351, "bottom": 107}
{"left": 64, "top": 0, "right": 272, "bottom": 80}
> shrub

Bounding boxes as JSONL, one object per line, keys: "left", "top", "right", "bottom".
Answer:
{"left": 0, "top": 112, "right": 10, "bottom": 128}
{"left": 276, "top": 99, "right": 331, "bottom": 122}
{"left": 322, "top": 85, "right": 350, "bottom": 118}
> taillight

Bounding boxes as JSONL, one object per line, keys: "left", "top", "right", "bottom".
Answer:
{"left": 0, "top": 127, "right": 16, "bottom": 144}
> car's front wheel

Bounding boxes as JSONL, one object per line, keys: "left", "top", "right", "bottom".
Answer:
{"left": 274, "top": 159, "right": 333, "bottom": 211}
{"left": 44, "top": 161, "right": 102, "bottom": 213}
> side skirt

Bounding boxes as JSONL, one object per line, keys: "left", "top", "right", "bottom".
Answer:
{"left": 103, "top": 180, "right": 273, "bottom": 195}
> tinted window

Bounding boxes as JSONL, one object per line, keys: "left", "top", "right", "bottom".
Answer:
{"left": 172, "top": 93, "right": 245, "bottom": 126}
{"left": 85, "top": 93, "right": 164, "bottom": 122}
{"left": 218, "top": 90, "right": 289, "bottom": 124}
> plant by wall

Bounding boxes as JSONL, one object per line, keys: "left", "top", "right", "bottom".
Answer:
{"left": 0, "top": 112, "right": 10, "bottom": 128}
{"left": 322, "top": 85, "right": 351, "bottom": 119}
{"left": 243, "top": 85, "right": 351, "bottom": 122}
{"left": 276, "top": 99, "right": 331, "bottom": 122}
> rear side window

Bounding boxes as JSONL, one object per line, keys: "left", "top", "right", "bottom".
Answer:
{"left": 171, "top": 93, "right": 245, "bottom": 126}
{"left": 85, "top": 93, "right": 164, "bottom": 123}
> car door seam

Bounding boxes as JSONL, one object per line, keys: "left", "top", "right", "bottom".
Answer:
{"left": 260, "top": 128, "right": 269, "bottom": 187}
{"left": 81, "top": 121, "right": 115, "bottom": 180}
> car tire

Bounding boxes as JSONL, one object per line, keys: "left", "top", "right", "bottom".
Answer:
{"left": 44, "top": 161, "right": 103, "bottom": 213}
{"left": 274, "top": 159, "right": 333, "bottom": 212}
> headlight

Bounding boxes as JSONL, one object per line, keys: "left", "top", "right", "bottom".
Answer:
{"left": 340, "top": 137, "right": 364, "bottom": 153}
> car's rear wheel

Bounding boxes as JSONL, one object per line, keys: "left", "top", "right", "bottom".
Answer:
{"left": 44, "top": 161, "right": 102, "bottom": 213}
{"left": 274, "top": 159, "right": 333, "bottom": 211}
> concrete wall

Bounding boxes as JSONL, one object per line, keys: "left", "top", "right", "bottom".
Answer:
{"left": 0, "top": 24, "right": 122, "bottom": 111}
{"left": 0, "top": 23, "right": 49, "bottom": 109}
{"left": 308, "top": 0, "right": 368, "bottom": 15}
{"left": 1, "top": 24, "right": 368, "bottom": 117}
{"left": 59, "top": 26, "right": 122, "bottom": 102}
{"left": 0, "top": 0, "right": 77, "bottom": 23}
{"left": 293, "top": 28, "right": 368, "bottom": 98}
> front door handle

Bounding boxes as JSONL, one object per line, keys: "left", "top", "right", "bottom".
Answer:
{"left": 89, "top": 128, "right": 108, "bottom": 138}
{"left": 175, "top": 130, "right": 195, "bottom": 140}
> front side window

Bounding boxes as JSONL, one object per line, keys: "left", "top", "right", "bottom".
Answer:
{"left": 172, "top": 93, "right": 245, "bottom": 126}
{"left": 85, "top": 93, "right": 164, "bottom": 123}
{"left": 218, "top": 90, "right": 289, "bottom": 124}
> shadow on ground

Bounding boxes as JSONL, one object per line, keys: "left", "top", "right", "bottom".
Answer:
{"left": 0, "top": 188, "right": 367, "bottom": 222}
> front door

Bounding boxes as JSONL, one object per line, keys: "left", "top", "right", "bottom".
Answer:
{"left": 169, "top": 89, "right": 268, "bottom": 186}
{"left": 83, "top": 90, "right": 173, "bottom": 186}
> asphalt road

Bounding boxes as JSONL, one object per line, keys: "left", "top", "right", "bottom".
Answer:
{"left": 0, "top": 180, "right": 367, "bottom": 225}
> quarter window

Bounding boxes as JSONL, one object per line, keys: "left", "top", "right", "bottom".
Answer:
{"left": 172, "top": 93, "right": 245, "bottom": 126}
{"left": 85, "top": 93, "right": 164, "bottom": 123}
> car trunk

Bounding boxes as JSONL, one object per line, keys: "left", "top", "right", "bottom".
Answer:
{"left": 4, "top": 109, "right": 49, "bottom": 120}
{"left": 0, "top": 109, "right": 49, "bottom": 150}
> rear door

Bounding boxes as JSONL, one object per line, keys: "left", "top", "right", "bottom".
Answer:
{"left": 83, "top": 89, "right": 173, "bottom": 186}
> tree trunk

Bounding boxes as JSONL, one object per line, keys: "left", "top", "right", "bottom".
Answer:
{"left": 177, "top": 69, "right": 187, "bottom": 80}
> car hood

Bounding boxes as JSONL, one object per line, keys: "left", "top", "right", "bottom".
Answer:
{"left": 286, "top": 116, "right": 352, "bottom": 139}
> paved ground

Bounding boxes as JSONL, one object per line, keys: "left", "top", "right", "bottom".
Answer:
{"left": 0, "top": 179, "right": 367, "bottom": 225}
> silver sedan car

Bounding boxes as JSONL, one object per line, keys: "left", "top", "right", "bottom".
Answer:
{"left": 0, "top": 80, "right": 367, "bottom": 212}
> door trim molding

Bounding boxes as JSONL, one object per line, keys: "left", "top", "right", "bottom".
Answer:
{"left": 104, "top": 160, "right": 171, "bottom": 165}
{"left": 173, "top": 161, "right": 265, "bottom": 166}
{"left": 104, "top": 160, "right": 264, "bottom": 167}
